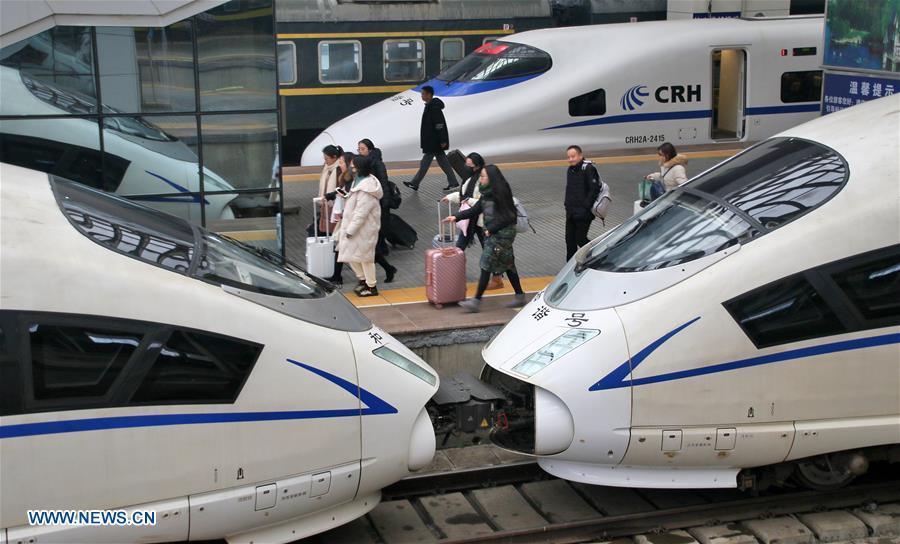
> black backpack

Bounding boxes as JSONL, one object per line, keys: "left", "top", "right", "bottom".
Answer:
{"left": 387, "top": 180, "right": 402, "bottom": 209}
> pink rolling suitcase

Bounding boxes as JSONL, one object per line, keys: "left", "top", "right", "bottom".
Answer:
{"left": 425, "top": 201, "right": 467, "bottom": 308}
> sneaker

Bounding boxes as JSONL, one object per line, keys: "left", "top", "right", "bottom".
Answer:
{"left": 358, "top": 285, "right": 379, "bottom": 297}
{"left": 458, "top": 298, "right": 481, "bottom": 313}
{"left": 505, "top": 293, "right": 527, "bottom": 308}
{"left": 403, "top": 181, "right": 419, "bottom": 191}
{"left": 486, "top": 275, "right": 504, "bottom": 290}
{"left": 442, "top": 183, "right": 460, "bottom": 191}
{"left": 353, "top": 280, "right": 366, "bottom": 294}
{"left": 385, "top": 265, "right": 397, "bottom": 283}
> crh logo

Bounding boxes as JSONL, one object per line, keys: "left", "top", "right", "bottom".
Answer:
{"left": 621, "top": 85, "right": 649, "bottom": 111}
{"left": 621, "top": 84, "right": 703, "bottom": 111}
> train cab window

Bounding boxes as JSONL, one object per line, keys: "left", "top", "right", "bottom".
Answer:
{"left": 278, "top": 41, "right": 297, "bottom": 85}
{"left": 131, "top": 329, "right": 260, "bottom": 404}
{"left": 194, "top": 231, "right": 326, "bottom": 298}
{"left": 569, "top": 89, "right": 606, "bottom": 116}
{"left": 319, "top": 41, "right": 362, "bottom": 84}
{"left": 383, "top": 39, "right": 425, "bottom": 82}
{"left": 832, "top": 247, "right": 900, "bottom": 324}
{"left": 582, "top": 191, "right": 757, "bottom": 272}
{"left": 440, "top": 38, "right": 464, "bottom": 72}
{"left": 689, "top": 137, "right": 848, "bottom": 231}
{"left": 29, "top": 323, "right": 141, "bottom": 402}
{"left": 781, "top": 70, "right": 822, "bottom": 103}
{"left": 52, "top": 176, "right": 197, "bottom": 273}
{"left": 436, "top": 41, "right": 551, "bottom": 83}
{"left": 724, "top": 275, "right": 846, "bottom": 348}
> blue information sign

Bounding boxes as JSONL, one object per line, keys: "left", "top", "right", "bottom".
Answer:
{"left": 821, "top": 72, "right": 899, "bottom": 115}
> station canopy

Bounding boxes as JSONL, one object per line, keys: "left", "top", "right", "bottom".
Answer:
{"left": 1, "top": 0, "right": 227, "bottom": 47}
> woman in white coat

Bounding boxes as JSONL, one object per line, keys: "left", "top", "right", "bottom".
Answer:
{"left": 645, "top": 142, "right": 688, "bottom": 192}
{"left": 337, "top": 155, "right": 383, "bottom": 297}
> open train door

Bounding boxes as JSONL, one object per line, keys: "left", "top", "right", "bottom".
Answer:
{"left": 711, "top": 48, "right": 746, "bottom": 140}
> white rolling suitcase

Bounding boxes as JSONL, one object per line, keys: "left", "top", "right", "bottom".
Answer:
{"left": 305, "top": 197, "right": 335, "bottom": 278}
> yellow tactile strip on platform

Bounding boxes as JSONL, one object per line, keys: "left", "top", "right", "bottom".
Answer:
{"left": 346, "top": 275, "right": 555, "bottom": 308}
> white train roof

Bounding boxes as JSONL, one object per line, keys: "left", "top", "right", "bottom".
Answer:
{"left": 0, "top": 0, "right": 227, "bottom": 48}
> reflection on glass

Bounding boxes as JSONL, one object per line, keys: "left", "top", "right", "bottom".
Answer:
{"left": 691, "top": 138, "right": 847, "bottom": 230}
{"left": 100, "top": 115, "right": 225, "bottom": 223}
{"left": 0, "top": 118, "right": 112, "bottom": 189}
{"left": 97, "top": 23, "right": 195, "bottom": 113}
{"left": 319, "top": 41, "right": 361, "bottom": 83}
{"left": 206, "top": 202, "right": 279, "bottom": 252}
{"left": 437, "top": 42, "right": 551, "bottom": 83}
{"left": 584, "top": 192, "right": 756, "bottom": 272}
{"left": 0, "top": 27, "right": 97, "bottom": 112}
{"left": 384, "top": 40, "right": 424, "bottom": 82}
{"left": 196, "top": 0, "right": 276, "bottom": 111}
{"left": 201, "top": 113, "right": 277, "bottom": 192}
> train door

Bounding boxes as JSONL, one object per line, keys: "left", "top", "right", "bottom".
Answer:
{"left": 710, "top": 48, "right": 746, "bottom": 140}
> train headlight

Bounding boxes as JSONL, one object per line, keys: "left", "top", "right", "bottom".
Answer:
{"left": 512, "top": 329, "right": 599, "bottom": 377}
{"left": 373, "top": 346, "right": 437, "bottom": 386}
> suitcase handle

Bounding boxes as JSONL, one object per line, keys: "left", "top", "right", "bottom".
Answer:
{"left": 312, "top": 197, "right": 331, "bottom": 242}
{"left": 437, "top": 199, "right": 454, "bottom": 248}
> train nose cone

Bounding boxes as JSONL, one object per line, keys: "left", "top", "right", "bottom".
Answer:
{"left": 300, "top": 131, "right": 335, "bottom": 166}
{"left": 535, "top": 387, "right": 575, "bottom": 455}
{"left": 407, "top": 407, "right": 436, "bottom": 471}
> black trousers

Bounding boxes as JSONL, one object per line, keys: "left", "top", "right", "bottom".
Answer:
{"left": 409, "top": 150, "right": 458, "bottom": 188}
{"left": 565, "top": 215, "right": 593, "bottom": 261}
{"left": 455, "top": 225, "right": 485, "bottom": 250}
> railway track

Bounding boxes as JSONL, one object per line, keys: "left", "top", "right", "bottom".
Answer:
{"left": 298, "top": 461, "right": 900, "bottom": 544}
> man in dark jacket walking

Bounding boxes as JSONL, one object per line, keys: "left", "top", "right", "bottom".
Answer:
{"left": 403, "top": 85, "right": 460, "bottom": 191}
{"left": 564, "top": 145, "right": 600, "bottom": 261}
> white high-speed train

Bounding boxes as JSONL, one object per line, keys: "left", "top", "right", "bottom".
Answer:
{"left": 0, "top": 65, "right": 237, "bottom": 222}
{"left": 480, "top": 94, "right": 900, "bottom": 490}
{"left": 0, "top": 163, "right": 438, "bottom": 542}
{"left": 301, "top": 16, "right": 825, "bottom": 165}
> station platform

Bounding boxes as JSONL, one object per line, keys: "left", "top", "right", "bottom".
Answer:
{"left": 283, "top": 145, "right": 745, "bottom": 334}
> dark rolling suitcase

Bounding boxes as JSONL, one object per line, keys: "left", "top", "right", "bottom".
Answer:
{"left": 386, "top": 213, "right": 418, "bottom": 249}
{"left": 447, "top": 149, "right": 470, "bottom": 181}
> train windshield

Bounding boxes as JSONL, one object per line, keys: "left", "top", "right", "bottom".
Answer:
{"left": 194, "top": 233, "right": 326, "bottom": 298}
{"left": 582, "top": 192, "right": 757, "bottom": 272}
{"left": 52, "top": 176, "right": 327, "bottom": 299}
{"left": 436, "top": 41, "right": 551, "bottom": 82}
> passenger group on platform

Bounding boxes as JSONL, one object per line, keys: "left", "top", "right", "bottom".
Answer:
{"left": 309, "top": 91, "right": 687, "bottom": 307}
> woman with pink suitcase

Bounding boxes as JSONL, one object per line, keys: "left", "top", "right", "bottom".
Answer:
{"left": 442, "top": 165, "right": 528, "bottom": 313}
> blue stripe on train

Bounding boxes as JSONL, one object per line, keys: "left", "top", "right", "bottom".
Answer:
{"left": 0, "top": 359, "right": 397, "bottom": 439}
{"left": 589, "top": 317, "right": 900, "bottom": 391}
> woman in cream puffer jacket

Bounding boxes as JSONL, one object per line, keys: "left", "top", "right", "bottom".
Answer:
{"left": 337, "top": 156, "right": 383, "bottom": 297}
{"left": 645, "top": 142, "right": 688, "bottom": 192}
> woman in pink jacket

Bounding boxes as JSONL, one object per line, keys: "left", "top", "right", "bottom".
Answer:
{"left": 337, "top": 156, "right": 383, "bottom": 297}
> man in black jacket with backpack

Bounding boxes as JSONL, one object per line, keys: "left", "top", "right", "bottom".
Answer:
{"left": 404, "top": 85, "right": 460, "bottom": 191}
{"left": 564, "top": 145, "right": 601, "bottom": 261}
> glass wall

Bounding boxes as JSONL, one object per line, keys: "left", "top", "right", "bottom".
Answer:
{"left": 0, "top": 0, "right": 282, "bottom": 253}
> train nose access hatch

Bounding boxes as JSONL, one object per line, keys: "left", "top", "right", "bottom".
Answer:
{"left": 481, "top": 366, "right": 575, "bottom": 455}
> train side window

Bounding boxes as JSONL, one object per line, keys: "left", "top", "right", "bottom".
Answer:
{"left": 131, "top": 329, "right": 261, "bottom": 404}
{"left": 781, "top": 70, "right": 822, "bottom": 103}
{"left": 319, "top": 41, "right": 362, "bottom": 84}
{"left": 569, "top": 89, "right": 606, "bottom": 116}
{"left": 440, "top": 38, "right": 465, "bottom": 72}
{"left": 278, "top": 41, "right": 297, "bottom": 85}
{"left": 831, "top": 247, "right": 900, "bottom": 324}
{"left": 724, "top": 275, "right": 846, "bottom": 348}
{"left": 29, "top": 323, "right": 142, "bottom": 402}
{"left": 384, "top": 39, "right": 425, "bottom": 82}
